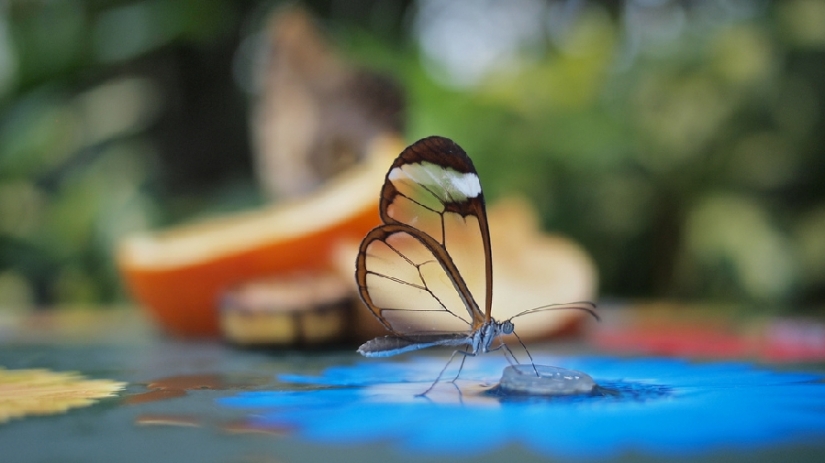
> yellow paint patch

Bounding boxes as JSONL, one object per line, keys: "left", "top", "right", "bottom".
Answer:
{"left": 0, "top": 367, "right": 126, "bottom": 424}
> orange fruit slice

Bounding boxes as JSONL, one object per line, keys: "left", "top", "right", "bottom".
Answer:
{"left": 117, "top": 136, "right": 403, "bottom": 337}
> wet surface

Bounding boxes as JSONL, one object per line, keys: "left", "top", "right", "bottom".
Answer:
{"left": 2, "top": 311, "right": 825, "bottom": 463}
{"left": 221, "top": 356, "right": 825, "bottom": 460}
{"left": 125, "top": 373, "right": 271, "bottom": 405}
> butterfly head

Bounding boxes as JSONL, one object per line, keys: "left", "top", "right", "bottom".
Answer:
{"left": 498, "top": 319, "right": 514, "bottom": 336}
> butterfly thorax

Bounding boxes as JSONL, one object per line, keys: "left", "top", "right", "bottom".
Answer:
{"left": 471, "top": 319, "right": 514, "bottom": 354}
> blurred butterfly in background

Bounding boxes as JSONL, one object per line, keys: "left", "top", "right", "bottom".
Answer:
{"left": 355, "top": 136, "right": 597, "bottom": 395}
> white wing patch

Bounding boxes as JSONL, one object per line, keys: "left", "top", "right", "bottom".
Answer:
{"left": 389, "top": 162, "right": 481, "bottom": 206}
{"left": 448, "top": 171, "right": 481, "bottom": 198}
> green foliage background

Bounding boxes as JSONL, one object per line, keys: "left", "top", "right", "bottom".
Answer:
{"left": 1, "top": 0, "right": 824, "bottom": 308}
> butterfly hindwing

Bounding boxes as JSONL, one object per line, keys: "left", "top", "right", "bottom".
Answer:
{"left": 356, "top": 224, "right": 478, "bottom": 334}
{"left": 356, "top": 136, "right": 493, "bottom": 334}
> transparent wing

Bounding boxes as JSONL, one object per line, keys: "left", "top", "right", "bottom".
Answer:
{"left": 356, "top": 223, "right": 481, "bottom": 335}
{"left": 377, "top": 136, "right": 493, "bottom": 327}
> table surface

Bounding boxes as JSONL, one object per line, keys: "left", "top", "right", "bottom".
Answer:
{"left": 2, "top": 306, "right": 825, "bottom": 463}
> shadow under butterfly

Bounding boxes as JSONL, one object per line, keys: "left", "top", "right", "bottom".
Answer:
{"left": 355, "top": 136, "right": 599, "bottom": 395}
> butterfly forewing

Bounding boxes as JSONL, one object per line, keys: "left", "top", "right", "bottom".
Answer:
{"left": 374, "top": 137, "right": 493, "bottom": 328}
{"left": 357, "top": 224, "right": 479, "bottom": 334}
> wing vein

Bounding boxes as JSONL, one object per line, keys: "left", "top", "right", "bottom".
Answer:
{"left": 395, "top": 191, "right": 441, "bottom": 215}
{"left": 365, "top": 270, "right": 426, "bottom": 291}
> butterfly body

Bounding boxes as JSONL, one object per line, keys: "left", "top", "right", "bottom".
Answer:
{"left": 358, "top": 319, "right": 515, "bottom": 358}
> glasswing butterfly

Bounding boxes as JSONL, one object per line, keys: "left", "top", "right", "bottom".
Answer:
{"left": 355, "top": 136, "right": 597, "bottom": 394}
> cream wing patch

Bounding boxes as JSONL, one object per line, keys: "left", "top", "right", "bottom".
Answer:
{"left": 388, "top": 162, "right": 481, "bottom": 207}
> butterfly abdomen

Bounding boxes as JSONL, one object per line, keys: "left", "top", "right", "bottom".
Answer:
{"left": 358, "top": 333, "right": 471, "bottom": 357}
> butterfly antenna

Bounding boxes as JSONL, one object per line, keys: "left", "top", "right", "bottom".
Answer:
{"left": 508, "top": 301, "right": 600, "bottom": 322}
{"left": 512, "top": 330, "right": 539, "bottom": 377}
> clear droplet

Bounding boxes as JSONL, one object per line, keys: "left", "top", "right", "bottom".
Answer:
{"left": 500, "top": 364, "right": 595, "bottom": 395}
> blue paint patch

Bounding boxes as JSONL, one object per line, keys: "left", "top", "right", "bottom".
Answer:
{"left": 219, "top": 356, "right": 825, "bottom": 458}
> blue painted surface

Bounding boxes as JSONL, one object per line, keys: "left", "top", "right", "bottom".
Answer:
{"left": 219, "top": 356, "right": 825, "bottom": 459}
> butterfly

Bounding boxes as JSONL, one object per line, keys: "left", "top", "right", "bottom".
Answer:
{"left": 355, "top": 136, "right": 597, "bottom": 394}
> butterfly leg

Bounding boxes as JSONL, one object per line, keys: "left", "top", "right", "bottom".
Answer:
{"left": 492, "top": 342, "right": 519, "bottom": 367}
{"left": 494, "top": 342, "right": 538, "bottom": 375}
{"left": 449, "top": 350, "right": 475, "bottom": 384}
{"left": 489, "top": 335, "right": 539, "bottom": 376}
{"left": 510, "top": 330, "right": 539, "bottom": 376}
{"left": 416, "top": 349, "right": 474, "bottom": 397}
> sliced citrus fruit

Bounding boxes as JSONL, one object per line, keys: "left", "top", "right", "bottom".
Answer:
{"left": 117, "top": 136, "right": 403, "bottom": 337}
{"left": 486, "top": 197, "right": 598, "bottom": 340}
